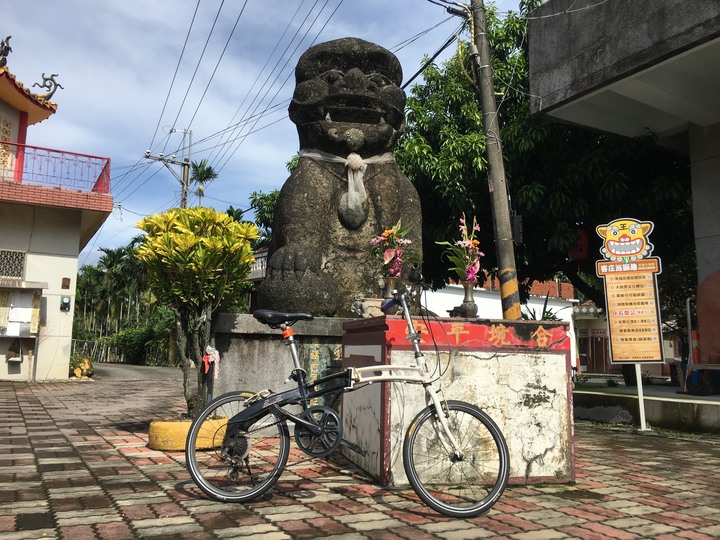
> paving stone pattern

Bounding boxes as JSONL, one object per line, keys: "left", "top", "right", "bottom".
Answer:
{"left": 1, "top": 379, "right": 720, "bottom": 539}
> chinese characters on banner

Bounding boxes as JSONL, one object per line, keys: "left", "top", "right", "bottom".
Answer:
{"left": 595, "top": 218, "right": 664, "bottom": 364}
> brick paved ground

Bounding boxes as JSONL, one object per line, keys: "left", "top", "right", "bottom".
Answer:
{"left": 1, "top": 378, "right": 720, "bottom": 539}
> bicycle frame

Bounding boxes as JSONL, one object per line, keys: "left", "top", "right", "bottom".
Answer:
{"left": 228, "top": 287, "right": 464, "bottom": 459}
{"left": 187, "top": 281, "right": 509, "bottom": 518}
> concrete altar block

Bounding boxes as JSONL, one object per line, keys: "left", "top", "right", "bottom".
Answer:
{"left": 213, "top": 313, "right": 348, "bottom": 399}
{"left": 341, "top": 316, "right": 575, "bottom": 486}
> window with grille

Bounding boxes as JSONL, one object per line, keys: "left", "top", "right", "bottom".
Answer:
{"left": 0, "top": 250, "right": 24, "bottom": 278}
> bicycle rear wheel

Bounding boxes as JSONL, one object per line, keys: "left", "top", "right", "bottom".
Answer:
{"left": 186, "top": 391, "right": 290, "bottom": 503}
{"left": 403, "top": 400, "right": 509, "bottom": 518}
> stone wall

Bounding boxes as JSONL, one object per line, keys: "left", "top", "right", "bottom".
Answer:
{"left": 342, "top": 316, "right": 575, "bottom": 486}
{"left": 212, "top": 313, "right": 575, "bottom": 486}
{"left": 212, "top": 313, "right": 349, "bottom": 399}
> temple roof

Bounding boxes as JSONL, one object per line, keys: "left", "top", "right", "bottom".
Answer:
{"left": 0, "top": 66, "right": 57, "bottom": 125}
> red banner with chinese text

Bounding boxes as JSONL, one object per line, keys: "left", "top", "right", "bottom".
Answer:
{"left": 383, "top": 318, "right": 569, "bottom": 352}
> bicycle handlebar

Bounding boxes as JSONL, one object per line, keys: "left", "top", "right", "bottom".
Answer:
{"left": 408, "top": 263, "right": 423, "bottom": 285}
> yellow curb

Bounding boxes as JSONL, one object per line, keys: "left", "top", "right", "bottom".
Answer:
{"left": 148, "top": 418, "right": 227, "bottom": 451}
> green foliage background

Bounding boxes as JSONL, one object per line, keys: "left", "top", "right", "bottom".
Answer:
{"left": 395, "top": 2, "right": 694, "bottom": 325}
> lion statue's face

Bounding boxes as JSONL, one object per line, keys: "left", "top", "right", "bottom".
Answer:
{"left": 288, "top": 38, "right": 407, "bottom": 156}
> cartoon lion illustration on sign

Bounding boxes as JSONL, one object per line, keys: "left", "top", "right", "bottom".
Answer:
{"left": 596, "top": 218, "right": 654, "bottom": 262}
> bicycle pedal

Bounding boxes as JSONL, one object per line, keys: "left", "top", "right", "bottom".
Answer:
{"left": 246, "top": 389, "right": 273, "bottom": 405}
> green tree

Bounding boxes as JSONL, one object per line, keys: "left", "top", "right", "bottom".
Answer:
{"left": 248, "top": 190, "right": 280, "bottom": 248}
{"left": 135, "top": 207, "right": 259, "bottom": 416}
{"left": 396, "top": 3, "right": 692, "bottom": 312}
{"left": 76, "top": 263, "right": 107, "bottom": 335}
{"left": 191, "top": 159, "right": 219, "bottom": 206}
{"left": 226, "top": 205, "right": 247, "bottom": 222}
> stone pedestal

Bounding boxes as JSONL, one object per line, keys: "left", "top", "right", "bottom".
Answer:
{"left": 341, "top": 316, "right": 575, "bottom": 486}
{"left": 213, "top": 313, "right": 349, "bottom": 400}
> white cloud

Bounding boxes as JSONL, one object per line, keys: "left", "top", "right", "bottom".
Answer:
{"left": 3, "top": 0, "right": 520, "bottom": 266}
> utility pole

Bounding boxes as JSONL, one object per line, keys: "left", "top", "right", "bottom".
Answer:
{"left": 468, "top": 0, "right": 522, "bottom": 320}
{"left": 144, "top": 129, "right": 193, "bottom": 208}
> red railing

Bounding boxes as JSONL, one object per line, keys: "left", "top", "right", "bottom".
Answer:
{"left": 0, "top": 140, "right": 111, "bottom": 194}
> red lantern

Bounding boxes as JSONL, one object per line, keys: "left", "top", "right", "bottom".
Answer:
{"left": 569, "top": 228, "right": 589, "bottom": 261}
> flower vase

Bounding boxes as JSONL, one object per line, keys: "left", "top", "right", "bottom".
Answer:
{"left": 449, "top": 280, "right": 478, "bottom": 318}
{"left": 461, "top": 280, "right": 479, "bottom": 317}
{"left": 383, "top": 276, "right": 398, "bottom": 300}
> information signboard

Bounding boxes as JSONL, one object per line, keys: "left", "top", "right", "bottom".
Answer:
{"left": 595, "top": 218, "right": 664, "bottom": 364}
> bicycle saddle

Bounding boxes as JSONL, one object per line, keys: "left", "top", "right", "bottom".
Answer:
{"left": 253, "top": 309, "right": 314, "bottom": 327}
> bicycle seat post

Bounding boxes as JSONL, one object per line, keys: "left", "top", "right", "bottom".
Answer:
{"left": 281, "top": 324, "right": 304, "bottom": 373}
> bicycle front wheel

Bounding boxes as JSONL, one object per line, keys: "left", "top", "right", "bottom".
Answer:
{"left": 186, "top": 391, "right": 290, "bottom": 503}
{"left": 403, "top": 400, "right": 509, "bottom": 518}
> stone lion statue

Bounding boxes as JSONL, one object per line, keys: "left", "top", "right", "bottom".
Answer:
{"left": 258, "top": 37, "right": 422, "bottom": 317}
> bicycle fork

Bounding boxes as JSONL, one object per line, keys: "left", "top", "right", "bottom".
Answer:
{"left": 425, "top": 386, "right": 465, "bottom": 461}
{"left": 396, "top": 291, "right": 465, "bottom": 461}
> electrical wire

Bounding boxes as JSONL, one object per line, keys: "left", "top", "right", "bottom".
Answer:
{"left": 118, "top": 0, "right": 471, "bottom": 221}
{"left": 215, "top": 0, "right": 345, "bottom": 173}
{"left": 184, "top": 0, "right": 250, "bottom": 132}
{"left": 391, "top": 15, "right": 455, "bottom": 53}
{"left": 162, "top": 0, "right": 228, "bottom": 155}
{"left": 148, "top": 0, "right": 201, "bottom": 151}
{"left": 526, "top": 0, "right": 610, "bottom": 19}
{"left": 161, "top": 0, "right": 454, "bottom": 163}
{"left": 212, "top": 0, "right": 339, "bottom": 170}
{"left": 402, "top": 25, "right": 463, "bottom": 89}
{"left": 114, "top": 2, "right": 314, "bottom": 203}
{"left": 208, "top": 0, "right": 326, "bottom": 166}
{"left": 206, "top": 0, "right": 311, "bottom": 165}
{"left": 193, "top": 115, "right": 288, "bottom": 156}
{"left": 112, "top": 132, "right": 172, "bottom": 201}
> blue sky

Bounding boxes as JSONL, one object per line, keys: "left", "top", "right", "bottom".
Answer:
{"left": 4, "top": 0, "right": 520, "bottom": 266}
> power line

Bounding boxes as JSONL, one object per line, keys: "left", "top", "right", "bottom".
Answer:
{"left": 123, "top": 2, "right": 255, "bottom": 205}
{"left": 216, "top": 0, "right": 345, "bottom": 173}
{"left": 526, "top": 0, "right": 610, "bottom": 19}
{"left": 111, "top": 131, "right": 173, "bottom": 199}
{"left": 148, "top": 0, "right": 201, "bottom": 150}
{"left": 210, "top": 0, "right": 332, "bottom": 169}
{"left": 402, "top": 25, "right": 464, "bottom": 89}
{"left": 391, "top": 15, "right": 455, "bottom": 53}
{"left": 163, "top": 0, "right": 227, "bottom": 154}
{"left": 185, "top": 0, "right": 250, "bottom": 131}
{"left": 193, "top": 115, "right": 288, "bottom": 156}
{"left": 206, "top": 0, "right": 311, "bottom": 165}
{"left": 118, "top": 0, "right": 460, "bottom": 219}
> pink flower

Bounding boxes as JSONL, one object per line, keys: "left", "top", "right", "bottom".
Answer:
{"left": 466, "top": 260, "right": 481, "bottom": 281}
{"left": 370, "top": 219, "right": 415, "bottom": 278}
{"left": 437, "top": 212, "right": 484, "bottom": 283}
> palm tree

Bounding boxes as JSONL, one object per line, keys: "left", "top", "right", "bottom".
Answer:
{"left": 249, "top": 190, "right": 279, "bottom": 249}
{"left": 76, "top": 265, "right": 106, "bottom": 334}
{"left": 191, "top": 159, "right": 218, "bottom": 206}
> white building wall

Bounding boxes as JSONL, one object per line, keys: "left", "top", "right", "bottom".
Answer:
{"left": 1, "top": 203, "right": 81, "bottom": 381}
{"left": 26, "top": 253, "right": 79, "bottom": 380}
